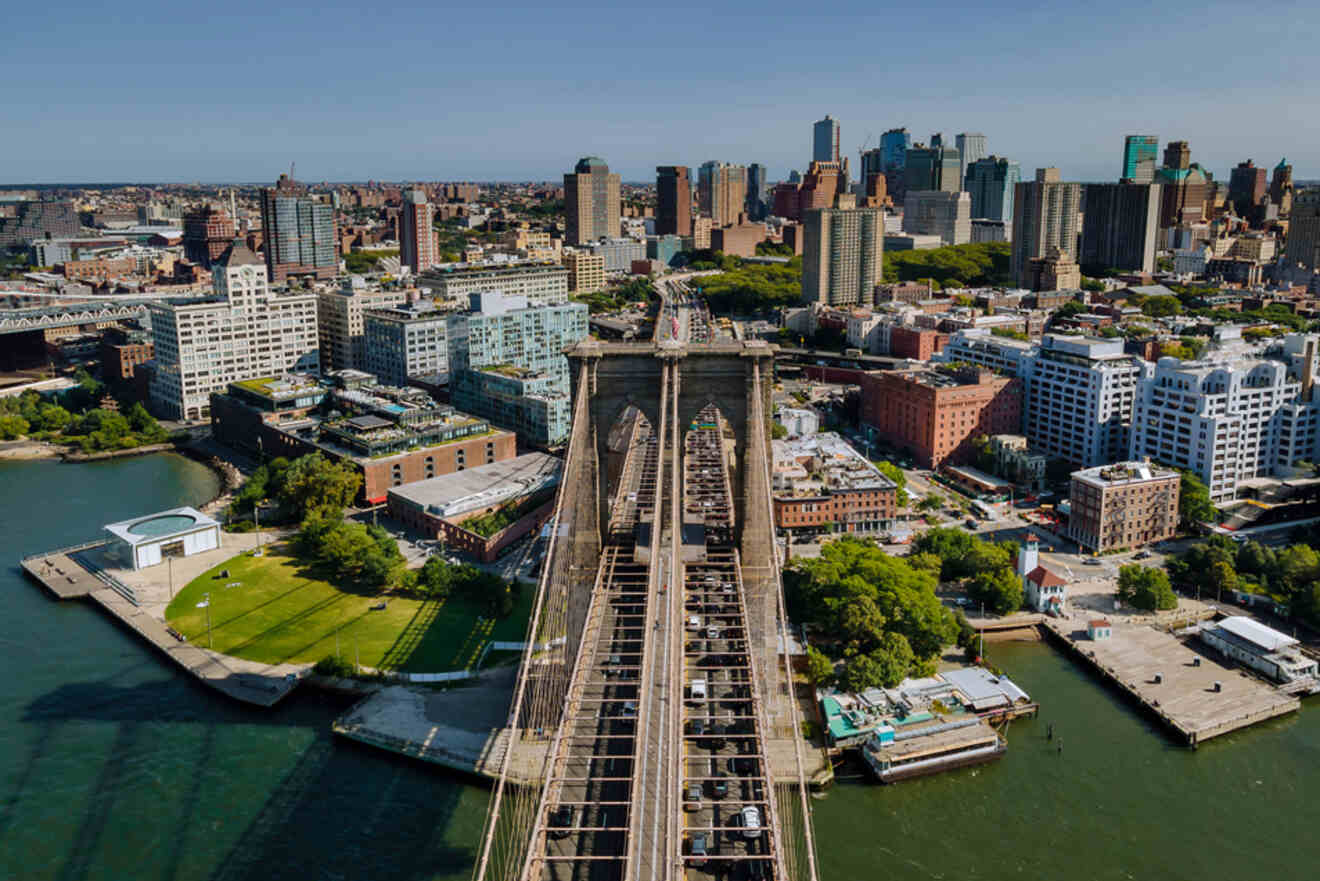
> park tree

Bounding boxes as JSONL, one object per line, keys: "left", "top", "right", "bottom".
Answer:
{"left": 1141, "top": 295, "right": 1182, "bottom": 317}
{"left": 967, "top": 566, "right": 1023, "bottom": 616}
{"left": 1174, "top": 468, "right": 1216, "bottom": 527}
{"left": 1276, "top": 545, "right": 1320, "bottom": 592}
{"left": 874, "top": 461, "right": 909, "bottom": 507}
{"left": 837, "top": 653, "right": 885, "bottom": 692}
{"left": 1117, "top": 564, "right": 1177, "bottom": 611}
{"left": 36, "top": 403, "right": 71, "bottom": 432}
{"left": 0, "top": 413, "right": 29, "bottom": 440}
{"left": 911, "top": 526, "right": 977, "bottom": 579}
{"left": 804, "top": 646, "right": 834, "bottom": 686}
{"left": 1207, "top": 560, "right": 1238, "bottom": 602}
{"left": 279, "top": 454, "right": 362, "bottom": 519}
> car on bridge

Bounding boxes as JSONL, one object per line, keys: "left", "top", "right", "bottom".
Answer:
{"left": 548, "top": 805, "right": 574, "bottom": 839}
{"left": 740, "top": 805, "right": 763, "bottom": 839}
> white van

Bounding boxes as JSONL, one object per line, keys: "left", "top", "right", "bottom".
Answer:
{"left": 689, "top": 679, "right": 707, "bottom": 701}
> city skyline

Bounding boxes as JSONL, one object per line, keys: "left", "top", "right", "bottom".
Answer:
{"left": 5, "top": 1, "right": 1318, "bottom": 185}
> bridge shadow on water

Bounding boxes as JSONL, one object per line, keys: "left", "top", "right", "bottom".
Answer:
{"left": 14, "top": 676, "right": 476, "bottom": 881}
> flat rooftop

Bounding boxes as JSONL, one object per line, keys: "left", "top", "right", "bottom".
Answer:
{"left": 388, "top": 452, "right": 562, "bottom": 518}
{"left": 105, "top": 506, "right": 218, "bottom": 545}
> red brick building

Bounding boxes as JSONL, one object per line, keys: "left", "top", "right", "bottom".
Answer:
{"left": 889, "top": 326, "right": 949, "bottom": 361}
{"left": 182, "top": 205, "right": 235, "bottom": 268}
{"left": 860, "top": 366, "right": 1021, "bottom": 468}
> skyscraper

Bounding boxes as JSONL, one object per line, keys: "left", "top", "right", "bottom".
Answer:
{"left": 813, "top": 115, "right": 840, "bottom": 163}
{"left": 1079, "top": 183, "right": 1161, "bottom": 274}
{"left": 655, "top": 166, "right": 691, "bottom": 236}
{"left": 1122, "top": 135, "right": 1159, "bottom": 183}
{"left": 697, "top": 161, "right": 747, "bottom": 227}
{"left": 955, "top": 133, "right": 987, "bottom": 186}
{"left": 1154, "top": 141, "right": 1209, "bottom": 227}
{"left": 1284, "top": 190, "right": 1320, "bottom": 271}
{"left": 802, "top": 195, "right": 884, "bottom": 307}
{"left": 1271, "top": 158, "right": 1295, "bottom": 217}
{"left": 399, "top": 189, "right": 435, "bottom": 274}
{"left": 964, "top": 157, "right": 1020, "bottom": 224}
{"left": 880, "top": 128, "right": 912, "bottom": 203}
{"left": 904, "top": 143, "right": 961, "bottom": 194}
{"left": 746, "top": 163, "right": 768, "bottom": 221}
{"left": 259, "top": 174, "right": 337, "bottom": 282}
{"left": 1011, "top": 168, "right": 1081, "bottom": 289}
{"left": 902, "top": 191, "right": 971, "bottom": 245}
{"left": 1228, "top": 160, "right": 1268, "bottom": 218}
{"left": 563, "top": 157, "right": 621, "bottom": 246}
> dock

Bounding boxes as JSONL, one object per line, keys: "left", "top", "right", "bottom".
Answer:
{"left": 1042, "top": 619, "right": 1299, "bottom": 747}
{"left": 20, "top": 540, "right": 302, "bottom": 708}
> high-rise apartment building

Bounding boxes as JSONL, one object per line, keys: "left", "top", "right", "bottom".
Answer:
{"left": 1024, "top": 335, "right": 1146, "bottom": 468}
{"left": 1121, "top": 135, "right": 1159, "bottom": 183}
{"left": 1080, "top": 182, "right": 1162, "bottom": 274}
{"left": 802, "top": 196, "right": 883, "bottom": 307}
{"left": 399, "top": 189, "right": 435, "bottom": 273}
{"left": 448, "top": 292, "right": 589, "bottom": 446}
{"left": 317, "top": 281, "right": 408, "bottom": 371}
{"left": 1285, "top": 189, "right": 1320, "bottom": 270}
{"left": 416, "top": 261, "right": 569, "bottom": 307}
{"left": 964, "top": 156, "right": 1020, "bottom": 224}
{"left": 746, "top": 163, "right": 768, "bottom": 221}
{"left": 656, "top": 166, "right": 692, "bottom": 237}
{"left": 954, "top": 133, "right": 987, "bottom": 186}
{"left": 1228, "top": 160, "right": 1268, "bottom": 218}
{"left": 697, "top": 161, "right": 747, "bottom": 227}
{"left": 813, "top": 115, "right": 840, "bottom": 163}
{"left": 259, "top": 174, "right": 337, "bottom": 282}
{"left": 1129, "top": 353, "right": 1311, "bottom": 504}
{"left": 563, "top": 157, "right": 621, "bottom": 246}
{"left": 362, "top": 302, "right": 449, "bottom": 386}
{"left": 148, "top": 240, "right": 319, "bottom": 420}
{"left": 182, "top": 205, "right": 235, "bottom": 269}
{"left": 1011, "top": 168, "right": 1081, "bottom": 289}
{"left": 0, "top": 200, "right": 78, "bottom": 248}
{"left": 904, "top": 143, "right": 961, "bottom": 194}
{"left": 902, "top": 191, "right": 971, "bottom": 245}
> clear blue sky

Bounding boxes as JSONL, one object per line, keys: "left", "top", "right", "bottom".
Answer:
{"left": 5, "top": 0, "right": 1316, "bottom": 184}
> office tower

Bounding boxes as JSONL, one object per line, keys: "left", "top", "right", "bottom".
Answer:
{"left": 0, "top": 200, "right": 78, "bottom": 248}
{"left": 902, "top": 191, "right": 971, "bottom": 245}
{"left": 1121, "top": 135, "right": 1159, "bottom": 183}
{"left": 955, "top": 133, "right": 987, "bottom": 186}
{"left": 589, "top": 238, "right": 646, "bottom": 272}
{"left": 1011, "top": 168, "right": 1081, "bottom": 289}
{"left": 182, "top": 205, "right": 235, "bottom": 269}
{"left": 399, "top": 189, "right": 435, "bottom": 273}
{"left": 1228, "top": 160, "right": 1268, "bottom": 218}
{"left": 746, "top": 163, "right": 768, "bottom": 221}
{"left": 1271, "top": 159, "right": 1295, "bottom": 216}
{"left": 417, "top": 261, "right": 569, "bottom": 307}
{"left": 904, "top": 143, "right": 961, "bottom": 194}
{"left": 448, "top": 292, "right": 589, "bottom": 445}
{"left": 1024, "top": 335, "right": 1146, "bottom": 468}
{"left": 363, "top": 301, "right": 449, "bottom": 386}
{"left": 317, "top": 282, "right": 408, "bottom": 371}
{"left": 656, "top": 166, "right": 692, "bottom": 236}
{"left": 797, "top": 160, "right": 847, "bottom": 216}
{"left": 563, "top": 156, "right": 621, "bottom": 246}
{"left": 802, "top": 196, "right": 884, "bottom": 307}
{"left": 1285, "top": 190, "right": 1320, "bottom": 270}
{"left": 813, "top": 115, "right": 840, "bottom": 163}
{"left": 1130, "top": 352, "right": 1312, "bottom": 504}
{"left": 880, "top": 128, "right": 912, "bottom": 204}
{"left": 259, "top": 174, "right": 337, "bottom": 282}
{"left": 697, "top": 161, "right": 747, "bottom": 227}
{"left": 862, "top": 168, "right": 888, "bottom": 208}
{"left": 860, "top": 148, "right": 884, "bottom": 193}
{"left": 148, "top": 240, "right": 319, "bottom": 420}
{"left": 1080, "top": 182, "right": 1162, "bottom": 274}
{"left": 964, "top": 156, "right": 1021, "bottom": 225}
{"left": 1163, "top": 141, "right": 1190, "bottom": 171}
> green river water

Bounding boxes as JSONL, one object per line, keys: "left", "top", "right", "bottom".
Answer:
{"left": 1, "top": 454, "right": 1316, "bottom": 880}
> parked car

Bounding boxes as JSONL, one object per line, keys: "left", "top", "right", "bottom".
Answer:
{"left": 689, "top": 679, "right": 708, "bottom": 701}
{"left": 740, "top": 805, "right": 763, "bottom": 839}
{"left": 548, "top": 805, "right": 574, "bottom": 839}
{"left": 687, "top": 833, "right": 709, "bottom": 867}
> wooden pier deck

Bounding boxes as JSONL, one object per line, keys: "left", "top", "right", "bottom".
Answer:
{"left": 1042, "top": 619, "right": 1299, "bottom": 747}
{"left": 20, "top": 542, "right": 108, "bottom": 599}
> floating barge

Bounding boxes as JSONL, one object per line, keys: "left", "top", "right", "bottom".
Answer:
{"left": 860, "top": 718, "right": 1006, "bottom": 783}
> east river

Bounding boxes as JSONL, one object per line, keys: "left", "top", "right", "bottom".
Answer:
{"left": 1, "top": 454, "right": 1317, "bottom": 880}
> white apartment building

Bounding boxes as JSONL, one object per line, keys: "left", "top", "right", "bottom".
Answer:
{"left": 846, "top": 312, "right": 893, "bottom": 354}
{"left": 148, "top": 241, "right": 319, "bottom": 421}
{"left": 1129, "top": 348, "right": 1318, "bottom": 504}
{"left": 362, "top": 302, "right": 450, "bottom": 387}
{"left": 416, "top": 260, "right": 569, "bottom": 307}
{"left": 1024, "top": 335, "right": 1147, "bottom": 468}
{"left": 937, "top": 328, "right": 1036, "bottom": 377}
{"left": 317, "top": 278, "right": 408, "bottom": 371}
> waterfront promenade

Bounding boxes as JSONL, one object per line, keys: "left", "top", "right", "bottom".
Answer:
{"left": 22, "top": 530, "right": 306, "bottom": 707}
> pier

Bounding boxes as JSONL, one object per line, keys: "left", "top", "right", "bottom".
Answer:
{"left": 1041, "top": 619, "right": 1299, "bottom": 747}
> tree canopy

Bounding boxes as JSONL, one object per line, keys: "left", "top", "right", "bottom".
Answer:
{"left": 1117, "top": 565, "right": 1177, "bottom": 611}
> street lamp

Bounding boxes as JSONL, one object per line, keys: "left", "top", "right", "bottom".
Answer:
{"left": 201, "top": 591, "right": 213, "bottom": 649}
{"left": 168, "top": 555, "right": 174, "bottom": 600}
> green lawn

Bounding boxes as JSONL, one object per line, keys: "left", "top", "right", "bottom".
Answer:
{"left": 164, "top": 545, "right": 533, "bottom": 673}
